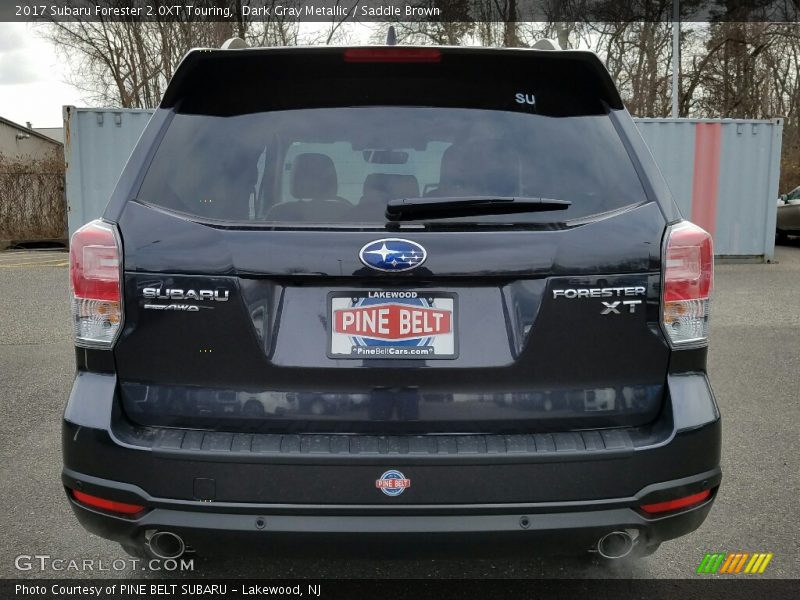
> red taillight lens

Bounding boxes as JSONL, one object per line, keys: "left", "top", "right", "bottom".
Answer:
{"left": 72, "top": 489, "right": 144, "bottom": 516}
{"left": 664, "top": 221, "right": 713, "bottom": 302}
{"left": 70, "top": 220, "right": 122, "bottom": 347}
{"left": 344, "top": 48, "right": 441, "bottom": 63}
{"left": 662, "top": 221, "right": 713, "bottom": 346}
{"left": 640, "top": 490, "right": 712, "bottom": 515}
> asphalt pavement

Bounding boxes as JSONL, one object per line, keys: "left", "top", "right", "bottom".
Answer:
{"left": 0, "top": 245, "right": 798, "bottom": 579}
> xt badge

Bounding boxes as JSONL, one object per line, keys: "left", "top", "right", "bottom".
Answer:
{"left": 601, "top": 300, "right": 642, "bottom": 314}
{"left": 552, "top": 285, "right": 646, "bottom": 315}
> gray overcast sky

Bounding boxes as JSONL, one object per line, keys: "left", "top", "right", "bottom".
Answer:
{"left": 0, "top": 22, "right": 83, "bottom": 127}
{"left": 0, "top": 21, "right": 378, "bottom": 128}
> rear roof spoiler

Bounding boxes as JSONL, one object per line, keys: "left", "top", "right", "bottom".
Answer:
{"left": 160, "top": 46, "right": 623, "bottom": 111}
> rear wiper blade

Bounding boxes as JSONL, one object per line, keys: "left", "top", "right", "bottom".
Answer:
{"left": 385, "top": 196, "right": 572, "bottom": 221}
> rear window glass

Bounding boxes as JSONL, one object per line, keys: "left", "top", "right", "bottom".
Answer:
{"left": 137, "top": 106, "right": 647, "bottom": 225}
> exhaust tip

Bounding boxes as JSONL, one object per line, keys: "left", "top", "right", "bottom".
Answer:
{"left": 596, "top": 530, "right": 635, "bottom": 559}
{"left": 147, "top": 531, "right": 185, "bottom": 560}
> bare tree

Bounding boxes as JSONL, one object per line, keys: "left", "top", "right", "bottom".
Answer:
{"left": 370, "top": 1, "right": 474, "bottom": 46}
{"left": 581, "top": 20, "right": 674, "bottom": 117}
{"left": 679, "top": 21, "right": 800, "bottom": 190}
{"left": 42, "top": 0, "right": 300, "bottom": 108}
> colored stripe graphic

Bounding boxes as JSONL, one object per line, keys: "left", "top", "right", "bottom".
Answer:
{"left": 697, "top": 553, "right": 726, "bottom": 574}
{"left": 745, "top": 554, "right": 763, "bottom": 573}
{"left": 733, "top": 553, "right": 749, "bottom": 573}
{"left": 720, "top": 553, "right": 744, "bottom": 573}
{"left": 690, "top": 122, "right": 722, "bottom": 237}
{"left": 698, "top": 552, "right": 774, "bottom": 574}
{"left": 758, "top": 553, "right": 774, "bottom": 573}
{"left": 719, "top": 553, "right": 737, "bottom": 573}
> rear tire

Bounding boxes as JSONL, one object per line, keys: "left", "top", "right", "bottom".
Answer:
{"left": 776, "top": 229, "right": 788, "bottom": 244}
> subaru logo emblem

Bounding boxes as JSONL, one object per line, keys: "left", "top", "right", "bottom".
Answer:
{"left": 359, "top": 238, "right": 427, "bottom": 272}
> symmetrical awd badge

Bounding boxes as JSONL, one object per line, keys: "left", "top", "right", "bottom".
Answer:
{"left": 141, "top": 287, "right": 229, "bottom": 312}
{"left": 359, "top": 238, "right": 427, "bottom": 272}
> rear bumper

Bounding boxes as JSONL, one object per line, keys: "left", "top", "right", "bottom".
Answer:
{"left": 63, "top": 472, "right": 718, "bottom": 556}
{"left": 62, "top": 371, "right": 721, "bottom": 555}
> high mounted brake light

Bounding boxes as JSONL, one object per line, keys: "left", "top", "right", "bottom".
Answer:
{"left": 662, "top": 221, "right": 713, "bottom": 347}
{"left": 344, "top": 48, "right": 441, "bottom": 63}
{"left": 70, "top": 219, "right": 122, "bottom": 348}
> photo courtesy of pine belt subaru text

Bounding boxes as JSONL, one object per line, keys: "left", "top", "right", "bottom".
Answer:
{"left": 62, "top": 45, "right": 720, "bottom": 561}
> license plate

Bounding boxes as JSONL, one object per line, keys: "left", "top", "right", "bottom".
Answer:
{"left": 328, "top": 291, "right": 457, "bottom": 359}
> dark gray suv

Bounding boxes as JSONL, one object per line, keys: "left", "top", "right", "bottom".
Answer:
{"left": 63, "top": 45, "right": 719, "bottom": 561}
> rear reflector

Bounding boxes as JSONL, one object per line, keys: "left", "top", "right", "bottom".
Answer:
{"left": 640, "top": 490, "right": 712, "bottom": 515}
{"left": 72, "top": 490, "right": 144, "bottom": 516}
{"left": 70, "top": 220, "right": 122, "bottom": 347}
{"left": 662, "top": 221, "right": 713, "bottom": 347}
{"left": 344, "top": 48, "right": 441, "bottom": 63}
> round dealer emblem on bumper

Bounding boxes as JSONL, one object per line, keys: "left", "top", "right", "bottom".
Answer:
{"left": 375, "top": 470, "right": 411, "bottom": 496}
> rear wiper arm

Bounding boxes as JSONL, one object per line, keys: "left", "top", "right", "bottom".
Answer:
{"left": 385, "top": 196, "right": 572, "bottom": 221}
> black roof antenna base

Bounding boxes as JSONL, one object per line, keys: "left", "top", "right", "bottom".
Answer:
{"left": 386, "top": 26, "right": 397, "bottom": 46}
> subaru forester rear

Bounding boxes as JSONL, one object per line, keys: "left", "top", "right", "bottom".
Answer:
{"left": 62, "top": 46, "right": 720, "bottom": 561}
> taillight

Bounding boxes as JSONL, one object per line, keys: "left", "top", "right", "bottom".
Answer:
{"left": 662, "top": 221, "right": 713, "bottom": 347}
{"left": 344, "top": 48, "right": 441, "bottom": 63}
{"left": 70, "top": 219, "right": 122, "bottom": 347}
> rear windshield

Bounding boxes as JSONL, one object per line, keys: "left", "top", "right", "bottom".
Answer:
{"left": 138, "top": 107, "right": 647, "bottom": 226}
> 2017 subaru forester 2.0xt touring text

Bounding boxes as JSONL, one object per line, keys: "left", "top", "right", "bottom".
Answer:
{"left": 63, "top": 45, "right": 719, "bottom": 561}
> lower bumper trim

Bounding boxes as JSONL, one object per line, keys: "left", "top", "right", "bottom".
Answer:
{"left": 65, "top": 470, "right": 718, "bottom": 557}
